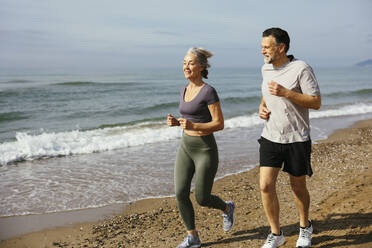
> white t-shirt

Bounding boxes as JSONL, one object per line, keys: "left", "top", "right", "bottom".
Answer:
{"left": 261, "top": 56, "right": 321, "bottom": 143}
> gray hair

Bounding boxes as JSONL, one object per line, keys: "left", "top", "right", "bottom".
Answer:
{"left": 187, "top": 47, "right": 213, "bottom": 79}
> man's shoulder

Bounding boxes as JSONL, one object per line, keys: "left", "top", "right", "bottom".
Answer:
{"left": 290, "top": 58, "right": 312, "bottom": 70}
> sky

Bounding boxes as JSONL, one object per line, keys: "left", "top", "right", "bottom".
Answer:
{"left": 1, "top": 0, "right": 371, "bottom": 73}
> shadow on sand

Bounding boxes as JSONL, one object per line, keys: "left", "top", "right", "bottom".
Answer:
{"left": 202, "top": 212, "right": 372, "bottom": 247}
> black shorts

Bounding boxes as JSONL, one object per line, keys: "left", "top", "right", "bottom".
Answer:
{"left": 258, "top": 136, "right": 313, "bottom": 177}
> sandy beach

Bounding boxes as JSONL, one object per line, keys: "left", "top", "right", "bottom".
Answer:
{"left": 1, "top": 119, "right": 371, "bottom": 248}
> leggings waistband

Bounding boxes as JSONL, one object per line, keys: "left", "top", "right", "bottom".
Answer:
{"left": 181, "top": 132, "right": 217, "bottom": 150}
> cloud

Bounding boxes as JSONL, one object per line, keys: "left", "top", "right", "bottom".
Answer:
{"left": 1, "top": 0, "right": 372, "bottom": 70}
{"left": 366, "top": 33, "right": 372, "bottom": 43}
{"left": 0, "top": 29, "right": 54, "bottom": 49}
{"left": 152, "top": 31, "right": 180, "bottom": 37}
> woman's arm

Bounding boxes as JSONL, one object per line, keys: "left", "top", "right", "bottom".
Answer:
{"left": 178, "top": 101, "right": 224, "bottom": 132}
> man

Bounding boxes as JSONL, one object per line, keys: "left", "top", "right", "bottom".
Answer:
{"left": 258, "top": 27, "right": 321, "bottom": 248}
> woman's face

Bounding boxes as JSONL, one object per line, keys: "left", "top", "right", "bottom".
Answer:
{"left": 183, "top": 53, "right": 203, "bottom": 80}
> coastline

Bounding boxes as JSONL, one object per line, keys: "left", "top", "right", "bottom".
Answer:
{"left": 1, "top": 119, "right": 371, "bottom": 247}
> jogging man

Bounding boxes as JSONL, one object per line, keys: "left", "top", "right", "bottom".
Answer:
{"left": 258, "top": 27, "right": 321, "bottom": 248}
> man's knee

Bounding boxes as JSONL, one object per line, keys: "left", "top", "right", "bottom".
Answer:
{"left": 291, "top": 185, "right": 309, "bottom": 198}
{"left": 260, "top": 180, "right": 276, "bottom": 194}
{"left": 290, "top": 176, "right": 308, "bottom": 196}
{"left": 259, "top": 166, "right": 280, "bottom": 193}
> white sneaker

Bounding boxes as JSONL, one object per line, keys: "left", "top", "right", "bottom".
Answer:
{"left": 222, "top": 201, "right": 235, "bottom": 232}
{"left": 176, "top": 234, "right": 201, "bottom": 248}
{"left": 261, "top": 231, "right": 285, "bottom": 248}
{"left": 296, "top": 221, "right": 313, "bottom": 247}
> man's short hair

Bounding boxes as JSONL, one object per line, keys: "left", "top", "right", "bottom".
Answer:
{"left": 263, "top": 27, "right": 290, "bottom": 53}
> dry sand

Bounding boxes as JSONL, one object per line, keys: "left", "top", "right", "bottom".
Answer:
{"left": 1, "top": 119, "right": 371, "bottom": 248}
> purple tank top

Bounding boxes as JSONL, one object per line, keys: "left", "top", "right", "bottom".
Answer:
{"left": 179, "top": 84, "right": 220, "bottom": 123}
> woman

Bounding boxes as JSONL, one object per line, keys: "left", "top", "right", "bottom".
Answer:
{"left": 167, "top": 47, "right": 235, "bottom": 248}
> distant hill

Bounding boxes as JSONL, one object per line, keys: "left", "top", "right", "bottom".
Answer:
{"left": 355, "top": 59, "right": 372, "bottom": 67}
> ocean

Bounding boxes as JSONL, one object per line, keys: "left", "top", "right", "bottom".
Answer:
{"left": 0, "top": 66, "right": 372, "bottom": 219}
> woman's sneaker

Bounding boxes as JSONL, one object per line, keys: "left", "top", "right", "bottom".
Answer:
{"left": 296, "top": 220, "right": 313, "bottom": 247}
{"left": 261, "top": 231, "right": 285, "bottom": 248}
{"left": 176, "top": 234, "right": 201, "bottom": 248}
{"left": 222, "top": 201, "right": 235, "bottom": 232}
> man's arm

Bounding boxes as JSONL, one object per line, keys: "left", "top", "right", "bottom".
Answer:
{"left": 267, "top": 81, "right": 321, "bottom": 110}
{"left": 259, "top": 97, "right": 271, "bottom": 120}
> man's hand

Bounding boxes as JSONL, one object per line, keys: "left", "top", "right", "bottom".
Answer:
{"left": 259, "top": 104, "right": 271, "bottom": 120}
{"left": 268, "top": 81, "right": 321, "bottom": 110}
{"left": 268, "top": 81, "right": 288, "bottom": 97}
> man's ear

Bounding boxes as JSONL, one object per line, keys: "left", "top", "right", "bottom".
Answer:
{"left": 279, "top": 43, "right": 286, "bottom": 54}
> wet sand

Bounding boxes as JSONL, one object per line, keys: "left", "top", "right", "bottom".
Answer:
{"left": 1, "top": 119, "right": 371, "bottom": 247}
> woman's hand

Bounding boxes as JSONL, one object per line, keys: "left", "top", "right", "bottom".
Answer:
{"left": 181, "top": 102, "right": 223, "bottom": 135}
{"left": 177, "top": 118, "right": 193, "bottom": 130}
{"left": 167, "top": 114, "right": 180, "bottom": 126}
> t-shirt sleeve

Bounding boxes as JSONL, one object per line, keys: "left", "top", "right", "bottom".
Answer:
{"left": 299, "top": 67, "right": 321, "bottom": 96}
{"left": 205, "top": 86, "right": 220, "bottom": 105}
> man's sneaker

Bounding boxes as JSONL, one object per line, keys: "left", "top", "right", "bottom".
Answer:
{"left": 261, "top": 231, "right": 285, "bottom": 248}
{"left": 296, "top": 220, "right": 313, "bottom": 247}
{"left": 176, "top": 234, "right": 201, "bottom": 248}
{"left": 222, "top": 201, "right": 235, "bottom": 232}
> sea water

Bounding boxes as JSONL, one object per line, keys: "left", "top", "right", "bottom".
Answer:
{"left": 0, "top": 67, "right": 371, "bottom": 217}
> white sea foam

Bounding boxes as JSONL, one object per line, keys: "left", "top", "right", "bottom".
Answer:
{"left": 1, "top": 102, "right": 371, "bottom": 165}
{"left": 0, "top": 123, "right": 182, "bottom": 165}
{"left": 225, "top": 113, "right": 263, "bottom": 129}
{"left": 310, "top": 102, "right": 372, "bottom": 118}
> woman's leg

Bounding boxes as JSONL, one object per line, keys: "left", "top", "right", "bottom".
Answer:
{"left": 174, "top": 144, "right": 196, "bottom": 231}
{"left": 193, "top": 140, "right": 226, "bottom": 211}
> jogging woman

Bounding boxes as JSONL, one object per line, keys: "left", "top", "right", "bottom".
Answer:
{"left": 167, "top": 47, "right": 235, "bottom": 248}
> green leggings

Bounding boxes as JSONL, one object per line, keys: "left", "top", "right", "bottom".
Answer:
{"left": 174, "top": 133, "right": 227, "bottom": 230}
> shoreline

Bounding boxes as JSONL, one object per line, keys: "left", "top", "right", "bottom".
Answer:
{"left": 0, "top": 203, "right": 127, "bottom": 241}
{"left": 1, "top": 119, "right": 372, "bottom": 247}
{"left": 0, "top": 165, "right": 259, "bottom": 241}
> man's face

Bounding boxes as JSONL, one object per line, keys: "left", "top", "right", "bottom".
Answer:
{"left": 261, "top": 35, "right": 280, "bottom": 64}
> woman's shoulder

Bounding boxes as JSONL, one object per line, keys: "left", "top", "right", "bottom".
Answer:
{"left": 202, "top": 83, "right": 219, "bottom": 103}
{"left": 203, "top": 83, "right": 217, "bottom": 92}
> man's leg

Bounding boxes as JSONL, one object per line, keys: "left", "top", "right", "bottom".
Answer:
{"left": 289, "top": 175, "right": 310, "bottom": 227}
{"left": 260, "top": 166, "right": 281, "bottom": 235}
